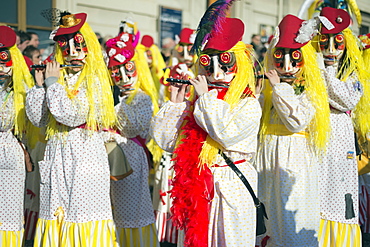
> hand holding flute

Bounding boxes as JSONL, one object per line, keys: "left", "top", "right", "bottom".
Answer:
{"left": 35, "top": 61, "right": 61, "bottom": 87}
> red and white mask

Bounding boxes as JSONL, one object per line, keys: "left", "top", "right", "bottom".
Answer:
{"left": 199, "top": 51, "right": 236, "bottom": 85}
{"left": 174, "top": 43, "right": 194, "bottom": 68}
{"left": 319, "top": 33, "right": 345, "bottom": 66}
{"left": 109, "top": 61, "right": 138, "bottom": 91}
{"left": 55, "top": 31, "right": 88, "bottom": 73}
{"left": 0, "top": 49, "right": 12, "bottom": 87}
{"left": 272, "top": 47, "right": 304, "bottom": 82}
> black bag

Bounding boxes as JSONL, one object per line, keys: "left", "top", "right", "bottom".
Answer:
{"left": 220, "top": 151, "right": 268, "bottom": 236}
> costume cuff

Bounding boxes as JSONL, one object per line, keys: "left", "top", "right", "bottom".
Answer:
{"left": 45, "top": 77, "right": 58, "bottom": 88}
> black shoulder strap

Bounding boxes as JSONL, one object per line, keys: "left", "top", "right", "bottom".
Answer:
{"left": 219, "top": 151, "right": 261, "bottom": 208}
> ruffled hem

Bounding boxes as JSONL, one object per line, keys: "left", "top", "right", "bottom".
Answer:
{"left": 0, "top": 229, "right": 24, "bottom": 247}
{"left": 34, "top": 218, "right": 119, "bottom": 247}
{"left": 318, "top": 219, "right": 361, "bottom": 247}
{"left": 116, "top": 223, "right": 160, "bottom": 247}
{"left": 155, "top": 211, "right": 178, "bottom": 243}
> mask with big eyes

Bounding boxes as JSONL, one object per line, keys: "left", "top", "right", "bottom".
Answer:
{"left": 175, "top": 43, "right": 194, "bottom": 67}
{"left": 319, "top": 33, "right": 345, "bottom": 66}
{"left": 145, "top": 49, "right": 153, "bottom": 67}
{"left": 110, "top": 61, "right": 138, "bottom": 90}
{"left": 273, "top": 48, "right": 303, "bottom": 81}
{"left": 55, "top": 32, "right": 88, "bottom": 72}
{"left": 199, "top": 52, "right": 237, "bottom": 85}
{"left": 0, "top": 49, "right": 12, "bottom": 86}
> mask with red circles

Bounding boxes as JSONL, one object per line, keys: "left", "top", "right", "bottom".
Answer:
{"left": 272, "top": 47, "right": 303, "bottom": 82}
{"left": 319, "top": 33, "right": 345, "bottom": 66}
{"left": 199, "top": 51, "right": 236, "bottom": 85}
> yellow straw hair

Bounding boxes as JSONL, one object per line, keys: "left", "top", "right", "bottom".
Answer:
{"left": 47, "top": 22, "right": 118, "bottom": 139}
{"left": 198, "top": 41, "right": 256, "bottom": 167}
{"left": 340, "top": 28, "right": 370, "bottom": 137}
{"left": 126, "top": 46, "right": 159, "bottom": 115}
{"left": 347, "top": 0, "right": 362, "bottom": 26}
{"left": 8, "top": 45, "right": 38, "bottom": 147}
{"left": 260, "top": 41, "right": 331, "bottom": 152}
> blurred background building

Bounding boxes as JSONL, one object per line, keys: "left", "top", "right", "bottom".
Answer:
{"left": 1, "top": 0, "right": 370, "bottom": 50}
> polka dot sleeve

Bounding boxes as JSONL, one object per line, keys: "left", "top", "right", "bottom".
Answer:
{"left": 26, "top": 86, "right": 49, "bottom": 128}
{"left": 272, "top": 82, "right": 314, "bottom": 133}
{"left": 193, "top": 89, "right": 262, "bottom": 149}
{"left": 324, "top": 65, "right": 362, "bottom": 112}
{"left": 150, "top": 100, "right": 190, "bottom": 152}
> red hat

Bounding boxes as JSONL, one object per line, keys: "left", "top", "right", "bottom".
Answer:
{"left": 105, "top": 37, "right": 135, "bottom": 68}
{"left": 320, "top": 7, "right": 350, "bottom": 34}
{"left": 0, "top": 26, "right": 16, "bottom": 48}
{"left": 177, "top": 28, "right": 195, "bottom": 44}
{"left": 203, "top": 18, "right": 244, "bottom": 52}
{"left": 141, "top": 35, "right": 154, "bottom": 48}
{"left": 275, "top": 15, "right": 308, "bottom": 49}
{"left": 54, "top": 13, "right": 87, "bottom": 39}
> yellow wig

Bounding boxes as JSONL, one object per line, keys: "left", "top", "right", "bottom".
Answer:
{"left": 7, "top": 45, "right": 37, "bottom": 147}
{"left": 340, "top": 28, "right": 370, "bottom": 137}
{"left": 260, "top": 41, "right": 331, "bottom": 152}
{"left": 47, "top": 22, "right": 118, "bottom": 139}
{"left": 198, "top": 41, "right": 256, "bottom": 167}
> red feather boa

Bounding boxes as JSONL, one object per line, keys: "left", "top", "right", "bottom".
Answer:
{"left": 170, "top": 109, "right": 214, "bottom": 247}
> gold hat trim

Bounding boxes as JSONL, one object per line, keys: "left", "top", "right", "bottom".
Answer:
{"left": 60, "top": 14, "right": 82, "bottom": 28}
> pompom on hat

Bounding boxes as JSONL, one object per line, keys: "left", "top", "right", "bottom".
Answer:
{"left": 53, "top": 12, "right": 87, "bottom": 39}
{"left": 141, "top": 35, "right": 154, "bottom": 48}
{"left": 319, "top": 7, "right": 350, "bottom": 34}
{"left": 359, "top": 33, "right": 370, "bottom": 50}
{"left": 105, "top": 36, "right": 135, "bottom": 68}
{"left": 0, "top": 26, "right": 17, "bottom": 48}
{"left": 202, "top": 17, "right": 244, "bottom": 52}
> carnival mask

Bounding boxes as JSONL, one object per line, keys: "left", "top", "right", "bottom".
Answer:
{"left": 319, "top": 33, "right": 345, "bottom": 66}
{"left": 109, "top": 61, "right": 138, "bottom": 91}
{"left": 0, "top": 49, "right": 12, "bottom": 87}
{"left": 174, "top": 43, "right": 194, "bottom": 68}
{"left": 199, "top": 52, "right": 237, "bottom": 85}
{"left": 144, "top": 49, "right": 153, "bottom": 67}
{"left": 55, "top": 31, "right": 88, "bottom": 73}
{"left": 273, "top": 48, "right": 303, "bottom": 82}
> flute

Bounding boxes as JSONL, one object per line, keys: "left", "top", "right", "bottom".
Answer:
{"left": 30, "top": 64, "right": 83, "bottom": 69}
{"left": 166, "top": 78, "right": 229, "bottom": 88}
{"left": 166, "top": 75, "right": 296, "bottom": 85}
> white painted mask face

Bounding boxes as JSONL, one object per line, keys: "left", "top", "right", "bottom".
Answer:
{"left": 110, "top": 61, "right": 138, "bottom": 91}
{"left": 199, "top": 52, "right": 237, "bottom": 86}
{"left": 272, "top": 47, "right": 303, "bottom": 82}
{"left": 175, "top": 43, "right": 194, "bottom": 68}
{"left": 55, "top": 32, "right": 88, "bottom": 73}
{"left": 319, "top": 33, "right": 345, "bottom": 66}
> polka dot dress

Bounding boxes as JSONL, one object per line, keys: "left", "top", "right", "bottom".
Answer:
{"left": 256, "top": 83, "right": 320, "bottom": 247}
{"left": 319, "top": 66, "right": 362, "bottom": 225}
{"left": 151, "top": 89, "right": 262, "bottom": 246}
{"left": 26, "top": 73, "right": 114, "bottom": 242}
{"left": 0, "top": 90, "right": 25, "bottom": 232}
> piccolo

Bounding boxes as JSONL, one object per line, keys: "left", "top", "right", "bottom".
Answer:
{"left": 30, "top": 64, "right": 82, "bottom": 69}
{"left": 166, "top": 78, "right": 229, "bottom": 88}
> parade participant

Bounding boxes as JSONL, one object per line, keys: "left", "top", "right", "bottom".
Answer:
{"left": 151, "top": 0, "right": 262, "bottom": 245}
{"left": 26, "top": 11, "right": 119, "bottom": 246}
{"left": 256, "top": 14, "right": 330, "bottom": 247}
{"left": 314, "top": 7, "right": 370, "bottom": 246}
{"left": 0, "top": 25, "right": 34, "bottom": 246}
{"left": 138, "top": 35, "right": 166, "bottom": 94}
{"left": 105, "top": 33, "right": 160, "bottom": 247}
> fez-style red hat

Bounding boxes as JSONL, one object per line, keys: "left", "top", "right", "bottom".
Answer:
{"left": 0, "top": 26, "right": 16, "bottom": 48}
{"left": 54, "top": 13, "right": 87, "bottom": 39}
{"left": 275, "top": 15, "right": 308, "bottom": 49}
{"left": 203, "top": 18, "right": 244, "bottom": 52}
{"left": 320, "top": 7, "right": 350, "bottom": 34}
{"left": 178, "top": 28, "right": 195, "bottom": 44}
{"left": 106, "top": 36, "right": 135, "bottom": 68}
{"left": 141, "top": 35, "right": 154, "bottom": 48}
